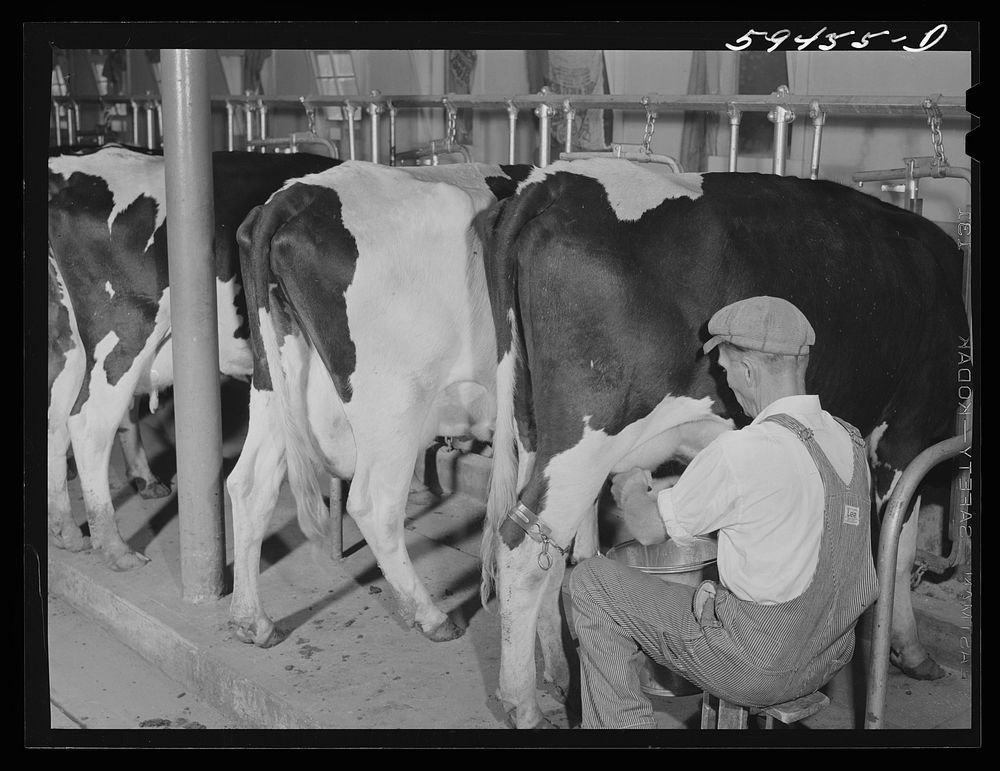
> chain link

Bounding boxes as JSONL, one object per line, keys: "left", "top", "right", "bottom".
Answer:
{"left": 922, "top": 96, "right": 949, "bottom": 167}
{"left": 910, "top": 560, "right": 930, "bottom": 589}
{"left": 443, "top": 99, "right": 457, "bottom": 148}
{"left": 641, "top": 97, "right": 657, "bottom": 153}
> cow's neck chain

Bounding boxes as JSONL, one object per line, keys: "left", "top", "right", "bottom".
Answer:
{"left": 507, "top": 502, "right": 568, "bottom": 570}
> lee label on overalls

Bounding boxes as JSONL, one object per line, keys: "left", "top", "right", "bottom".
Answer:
{"left": 843, "top": 504, "right": 860, "bottom": 526}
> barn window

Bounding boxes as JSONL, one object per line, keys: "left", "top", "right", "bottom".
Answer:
{"left": 308, "top": 50, "right": 359, "bottom": 121}
{"left": 737, "top": 51, "right": 793, "bottom": 156}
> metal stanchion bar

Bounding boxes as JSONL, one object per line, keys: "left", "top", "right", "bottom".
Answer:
{"left": 130, "top": 99, "right": 141, "bottom": 146}
{"left": 258, "top": 101, "right": 268, "bottom": 153}
{"left": 563, "top": 100, "right": 574, "bottom": 156}
{"left": 161, "top": 48, "right": 226, "bottom": 604}
{"left": 145, "top": 101, "right": 157, "bottom": 149}
{"left": 368, "top": 92, "right": 381, "bottom": 164}
{"left": 536, "top": 102, "right": 552, "bottom": 167}
{"left": 864, "top": 433, "right": 971, "bottom": 729}
{"left": 506, "top": 100, "right": 518, "bottom": 165}
{"left": 69, "top": 101, "right": 80, "bottom": 145}
{"left": 225, "top": 101, "right": 235, "bottom": 151}
{"left": 808, "top": 102, "right": 826, "bottom": 180}
{"left": 727, "top": 103, "right": 741, "bottom": 172}
{"left": 767, "top": 88, "right": 795, "bottom": 177}
{"left": 244, "top": 102, "right": 254, "bottom": 149}
{"left": 52, "top": 100, "right": 63, "bottom": 146}
{"left": 345, "top": 102, "right": 356, "bottom": 160}
{"left": 388, "top": 102, "right": 397, "bottom": 166}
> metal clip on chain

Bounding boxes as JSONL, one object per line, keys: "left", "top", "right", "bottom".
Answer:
{"left": 922, "top": 96, "right": 949, "bottom": 167}
{"left": 641, "top": 96, "right": 657, "bottom": 155}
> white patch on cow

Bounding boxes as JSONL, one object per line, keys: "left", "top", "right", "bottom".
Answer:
{"left": 50, "top": 147, "right": 166, "bottom": 251}
{"left": 215, "top": 276, "right": 253, "bottom": 379}
{"left": 104, "top": 281, "right": 115, "bottom": 299}
{"left": 539, "top": 395, "right": 733, "bottom": 547}
{"left": 518, "top": 158, "right": 703, "bottom": 221}
{"left": 876, "top": 468, "right": 903, "bottom": 513}
{"left": 866, "top": 421, "right": 889, "bottom": 467}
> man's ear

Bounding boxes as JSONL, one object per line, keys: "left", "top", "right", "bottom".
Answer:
{"left": 741, "top": 356, "right": 754, "bottom": 386}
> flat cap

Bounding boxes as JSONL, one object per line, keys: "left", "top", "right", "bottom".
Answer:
{"left": 702, "top": 296, "right": 815, "bottom": 355}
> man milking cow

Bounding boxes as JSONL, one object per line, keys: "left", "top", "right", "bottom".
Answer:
{"left": 570, "top": 296, "right": 878, "bottom": 729}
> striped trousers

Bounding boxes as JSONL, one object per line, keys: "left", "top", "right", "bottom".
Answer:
{"left": 569, "top": 556, "right": 702, "bottom": 729}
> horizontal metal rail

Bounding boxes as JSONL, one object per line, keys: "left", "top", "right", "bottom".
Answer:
{"left": 51, "top": 93, "right": 968, "bottom": 118}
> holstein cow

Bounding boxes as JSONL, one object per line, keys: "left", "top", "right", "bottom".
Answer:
{"left": 479, "top": 158, "right": 968, "bottom": 728}
{"left": 47, "top": 144, "right": 340, "bottom": 570}
{"left": 228, "top": 160, "right": 532, "bottom": 647}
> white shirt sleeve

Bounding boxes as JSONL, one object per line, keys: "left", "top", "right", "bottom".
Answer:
{"left": 656, "top": 436, "right": 742, "bottom": 544}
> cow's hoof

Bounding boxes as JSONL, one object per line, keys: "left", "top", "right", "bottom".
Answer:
{"left": 132, "top": 477, "right": 173, "bottom": 500}
{"left": 231, "top": 621, "right": 285, "bottom": 648}
{"left": 106, "top": 549, "right": 151, "bottom": 571}
{"left": 505, "top": 711, "right": 559, "bottom": 729}
{"left": 50, "top": 530, "right": 91, "bottom": 553}
{"left": 891, "top": 652, "right": 947, "bottom": 681}
{"left": 407, "top": 487, "right": 439, "bottom": 506}
{"left": 422, "top": 615, "right": 465, "bottom": 642}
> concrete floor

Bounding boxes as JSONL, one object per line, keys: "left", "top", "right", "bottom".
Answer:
{"left": 27, "top": 385, "right": 980, "bottom": 747}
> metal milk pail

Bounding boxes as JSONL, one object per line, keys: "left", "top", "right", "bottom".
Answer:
{"left": 604, "top": 537, "right": 719, "bottom": 697}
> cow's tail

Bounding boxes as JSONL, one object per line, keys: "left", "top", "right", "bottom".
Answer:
{"left": 237, "top": 194, "right": 333, "bottom": 544}
{"left": 479, "top": 181, "right": 546, "bottom": 608}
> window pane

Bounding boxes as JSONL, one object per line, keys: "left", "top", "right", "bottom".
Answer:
{"left": 314, "top": 53, "right": 335, "bottom": 78}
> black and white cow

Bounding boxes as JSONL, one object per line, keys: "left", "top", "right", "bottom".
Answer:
{"left": 228, "top": 160, "right": 533, "bottom": 647}
{"left": 47, "top": 144, "right": 340, "bottom": 570}
{"left": 479, "top": 158, "right": 968, "bottom": 728}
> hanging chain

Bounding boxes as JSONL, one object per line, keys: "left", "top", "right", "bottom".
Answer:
{"left": 641, "top": 96, "right": 657, "bottom": 154}
{"left": 922, "top": 96, "right": 949, "bottom": 167}
{"left": 443, "top": 98, "right": 457, "bottom": 149}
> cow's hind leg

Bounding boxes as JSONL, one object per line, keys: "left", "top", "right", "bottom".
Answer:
{"left": 48, "top": 413, "right": 89, "bottom": 552}
{"left": 348, "top": 430, "right": 461, "bottom": 643}
{"left": 68, "top": 386, "right": 150, "bottom": 571}
{"left": 537, "top": 556, "right": 571, "bottom": 701}
{"left": 227, "top": 387, "right": 287, "bottom": 648}
{"left": 497, "top": 541, "right": 558, "bottom": 728}
{"left": 117, "top": 399, "right": 171, "bottom": 499}
{"left": 889, "top": 496, "right": 947, "bottom": 680}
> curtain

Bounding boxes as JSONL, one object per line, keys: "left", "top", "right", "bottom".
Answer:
{"left": 679, "top": 51, "right": 723, "bottom": 172}
{"left": 528, "top": 50, "right": 610, "bottom": 156}
{"left": 242, "top": 49, "right": 271, "bottom": 95}
{"left": 102, "top": 49, "right": 126, "bottom": 96}
{"left": 446, "top": 50, "right": 477, "bottom": 145}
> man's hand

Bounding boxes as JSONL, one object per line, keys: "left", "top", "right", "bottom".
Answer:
{"left": 610, "top": 468, "right": 667, "bottom": 546}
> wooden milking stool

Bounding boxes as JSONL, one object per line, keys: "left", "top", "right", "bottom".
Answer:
{"left": 700, "top": 690, "right": 830, "bottom": 730}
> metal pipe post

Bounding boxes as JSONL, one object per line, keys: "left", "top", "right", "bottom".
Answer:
{"left": 536, "top": 101, "right": 552, "bottom": 167}
{"left": 768, "top": 103, "right": 795, "bottom": 176}
{"left": 808, "top": 102, "right": 826, "bottom": 180}
{"left": 225, "top": 101, "right": 235, "bottom": 151}
{"left": 563, "top": 100, "right": 575, "bottom": 156}
{"left": 160, "top": 49, "right": 226, "bottom": 604}
{"left": 258, "top": 100, "right": 268, "bottom": 153}
{"left": 145, "top": 100, "right": 157, "bottom": 149}
{"left": 727, "top": 103, "right": 741, "bottom": 172}
{"left": 368, "top": 91, "right": 381, "bottom": 164}
{"left": 864, "top": 433, "right": 971, "bottom": 728}
{"left": 346, "top": 101, "right": 356, "bottom": 160}
{"left": 52, "top": 100, "right": 63, "bottom": 146}
{"left": 244, "top": 100, "right": 254, "bottom": 149}
{"left": 388, "top": 103, "right": 397, "bottom": 166}
{"left": 130, "top": 99, "right": 141, "bottom": 146}
{"left": 70, "top": 101, "right": 80, "bottom": 145}
{"left": 507, "top": 100, "right": 518, "bottom": 164}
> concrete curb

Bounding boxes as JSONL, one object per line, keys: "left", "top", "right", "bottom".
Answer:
{"left": 48, "top": 554, "right": 320, "bottom": 729}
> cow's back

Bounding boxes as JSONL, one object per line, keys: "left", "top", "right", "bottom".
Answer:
{"left": 487, "top": 162, "right": 967, "bottom": 468}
